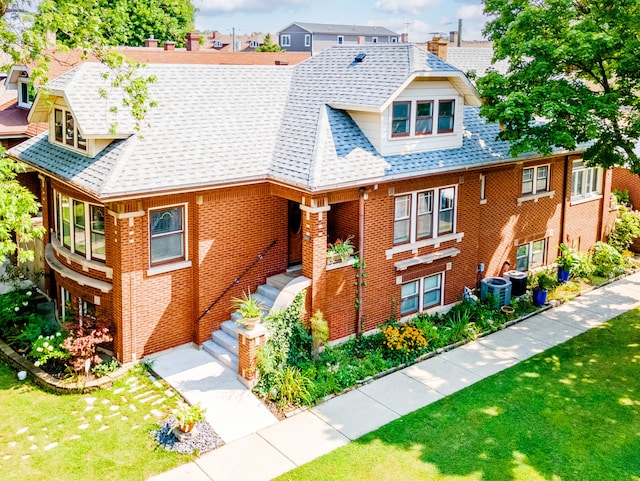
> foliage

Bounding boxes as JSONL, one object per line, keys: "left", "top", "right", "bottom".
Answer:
{"left": 255, "top": 291, "right": 309, "bottom": 400}
{"left": 256, "top": 33, "right": 283, "bottom": 52}
{"left": 327, "top": 235, "right": 355, "bottom": 262}
{"left": 613, "top": 188, "right": 631, "bottom": 207}
{"left": 276, "top": 367, "right": 313, "bottom": 408}
{"left": 173, "top": 402, "right": 205, "bottom": 431}
{"left": 230, "top": 288, "right": 264, "bottom": 321}
{"left": 572, "top": 250, "right": 596, "bottom": 278}
{"left": 0, "top": 287, "right": 40, "bottom": 337}
{"left": 530, "top": 269, "right": 557, "bottom": 291}
{"left": 91, "top": 358, "right": 120, "bottom": 377}
{"left": 0, "top": 156, "right": 45, "bottom": 262}
{"left": 591, "top": 241, "right": 625, "bottom": 278}
{"left": 62, "top": 323, "right": 113, "bottom": 376}
{"left": 310, "top": 310, "right": 329, "bottom": 361}
{"left": 608, "top": 207, "right": 640, "bottom": 253}
{"left": 381, "top": 323, "right": 428, "bottom": 364}
{"left": 29, "top": 332, "right": 69, "bottom": 367}
{"left": 353, "top": 255, "right": 367, "bottom": 310}
{"left": 442, "top": 303, "right": 477, "bottom": 344}
{"left": 478, "top": 0, "right": 640, "bottom": 173}
{"left": 555, "top": 243, "right": 580, "bottom": 273}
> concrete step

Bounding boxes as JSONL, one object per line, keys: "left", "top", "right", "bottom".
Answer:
{"left": 252, "top": 293, "right": 274, "bottom": 310}
{"left": 212, "top": 329, "right": 238, "bottom": 354}
{"left": 220, "top": 320, "right": 238, "bottom": 338}
{"left": 202, "top": 340, "right": 238, "bottom": 370}
{"left": 266, "top": 272, "right": 298, "bottom": 291}
{"left": 257, "top": 284, "right": 281, "bottom": 303}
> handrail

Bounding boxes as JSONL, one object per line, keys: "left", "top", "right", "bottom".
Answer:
{"left": 196, "top": 239, "right": 278, "bottom": 323}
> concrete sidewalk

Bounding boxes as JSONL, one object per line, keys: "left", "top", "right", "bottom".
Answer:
{"left": 148, "top": 272, "right": 640, "bottom": 481}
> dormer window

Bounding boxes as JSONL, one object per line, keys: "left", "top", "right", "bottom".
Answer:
{"left": 18, "top": 76, "right": 35, "bottom": 109}
{"left": 250, "top": 40, "right": 259, "bottom": 48}
{"left": 390, "top": 99, "right": 456, "bottom": 139}
{"left": 54, "top": 108, "right": 87, "bottom": 152}
{"left": 213, "top": 40, "right": 222, "bottom": 48}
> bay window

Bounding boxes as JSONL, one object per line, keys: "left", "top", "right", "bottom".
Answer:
{"left": 54, "top": 191, "right": 105, "bottom": 262}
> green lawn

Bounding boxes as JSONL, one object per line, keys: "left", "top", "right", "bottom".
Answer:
{"left": 0, "top": 364, "right": 191, "bottom": 481}
{"left": 276, "top": 308, "right": 640, "bottom": 481}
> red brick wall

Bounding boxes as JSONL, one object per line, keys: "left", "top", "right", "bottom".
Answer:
{"left": 612, "top": 167, "right": 640, "bottom": 210}
{"left": 322, "top": 264, "right": 358, "bottom": 340}
{"left": 327, "top": 200, "right": 359, "bottom": 249}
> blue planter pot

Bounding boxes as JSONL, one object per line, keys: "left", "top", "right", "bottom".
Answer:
{"left": 533, "top": 288, "right": 548, "bottom": 307}
{"left": 557, "top": 268, "right": 570, "bottom": 284}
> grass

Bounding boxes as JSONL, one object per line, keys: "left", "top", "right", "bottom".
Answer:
{"left": 275, "top": 307, "right": 640, "bottom": 481}
{"left": 0, "top": 363, "right": 192, "bottom": 481}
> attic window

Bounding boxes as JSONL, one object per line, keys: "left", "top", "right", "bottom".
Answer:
{"left": 18, "top": 78, "right": 35, "bottom": 109}
{"left": 250, "top": 40, "right": 259, "bottom": 48}
{"left": 53, "top": 108, "right": 87, "bottom": 152}
{"left": 213, "top": 40, "right": 222, "bottom": 48}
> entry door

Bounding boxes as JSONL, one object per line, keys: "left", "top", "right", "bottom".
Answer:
{"left": 288, "top": 200, "right": 302, "bottom": 266}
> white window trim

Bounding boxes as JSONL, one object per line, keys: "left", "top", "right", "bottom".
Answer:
{"left": 391, "top": 37, "right": 398, "bottom": 43}
{"left": 389, "top": 98, "right": 457, "bottom": 140}
{"left": 17, "top": 77, "right": 34, "bottom": 109}
{"left": 304, "top": 34, "right": 311, "bottom": 47}
{"left": 281, "top": 34, "right": 291, "bottom": 47}
{"left": 337, "top": 35, "right": 344, "bottom": 45}
{"left": 213, "top": 40, "right": 222, "bottom": 48}
{"left": 521, "top": 164, "right": 550, "bottom": 196}
{"left": 480, "top": 174, "right": 487, "bottom": 204}
{"left": 249, "top": 40, "right": 259, "bottom": 48}
{"left": 571, "top": 161, "right": 602, "bottom": 203}
{"left": 399, "top": 271, "right": 445, "bottom": 316}
{"left": 50, "top": 107, "right": 88, "bottom": 154}
{"left": 515, "top": 238, "right": 547, "bottom": 272}
{"left": 53, "top": 190, "right": 107, "bottom": 266}
{"left": 148, "top": 203, "right": 189, "bottom": 269}
{"left": 372, "top": 37, "right": 378, "bottom": 43}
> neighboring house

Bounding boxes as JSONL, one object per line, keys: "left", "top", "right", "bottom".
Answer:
{"left": 278, "top": 22, "right": 401, "bottom": 54}
{"left": 206, "top": 31, "right": 266, "bottom": 52}
{"left": 7, "top": 44, "right": 615, "bottom": 368}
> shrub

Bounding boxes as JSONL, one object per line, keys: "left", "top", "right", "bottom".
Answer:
{"left": 62, "top": 324, "right": 113, "bottom": 376}
{"left": 91, "top": 358, "right": 120, "bottom": 377}
{"left": 572, "top": 250, "right": 595, "bottom": 278}
{"left": 30, "top": 332, "right": 69, "bottom": 368}
{"left": 9, "top": 313, "right": 60, "bottom": 351}
{"left": 591, "top": 241, "right": 625, "bottom": 278}
{"left": 0, "top": 288, "right": 39, "bottom": 337}
{"left": 381, "top": 323, "right": 428, "bottom": 364}
{"left": 277, "top": 367, "right": 313, "bottom": 407}
{"left": 310, "top": 310, "right": 329, "bottom": 361}
{"left": 608, "top": 207, "right": 640, "bottom": 253}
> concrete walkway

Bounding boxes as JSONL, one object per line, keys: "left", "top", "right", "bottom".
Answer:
{"left": 148, "top": 272, "right": 640, "bottom": 481}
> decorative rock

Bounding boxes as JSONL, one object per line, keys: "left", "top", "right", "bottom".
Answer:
{"left": 17, "top": 371, "right": 27, "bottom": 381}
{"left": 151, "top": 417, "right": 222, "bottom": 455}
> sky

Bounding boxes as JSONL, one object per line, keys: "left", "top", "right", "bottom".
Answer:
{"left": 192, "top": 0, "right": 488, "bottom": 43}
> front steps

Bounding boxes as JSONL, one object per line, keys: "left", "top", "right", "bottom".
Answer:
{"left": 202, "top": 270, "right": 303, "bottom": 370}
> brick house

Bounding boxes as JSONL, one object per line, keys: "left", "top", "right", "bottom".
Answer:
{"left": 7, "top": 44, "right": 615, "bottom": 366}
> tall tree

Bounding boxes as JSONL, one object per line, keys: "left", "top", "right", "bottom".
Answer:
{"left": 478, "top": 0, "right": 640, "bottom": 174}
{"left": 256, "top": 33, "right": 283, "bottom": 53}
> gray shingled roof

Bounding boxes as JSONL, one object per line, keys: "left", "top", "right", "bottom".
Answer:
{"left": 285, "top": 22, "right": 399, "bottom": 37}
{"left": 446, "top": 47, "right": 510, "bottom": 78}
{"left": 9, "top": 44, "right": 575, "bottom": 200}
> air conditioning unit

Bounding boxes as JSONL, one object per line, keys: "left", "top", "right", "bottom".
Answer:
{"left": 480, "top": 276, "right": 512, "bottom": 307}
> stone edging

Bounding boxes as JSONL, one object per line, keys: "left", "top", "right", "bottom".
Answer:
{"left": 0, "top": 338, "right": 132, "bottom": 394}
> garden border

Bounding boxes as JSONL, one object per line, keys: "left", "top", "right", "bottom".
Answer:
{"left": 0, "top": 338, "right": 132, "bottom": 394}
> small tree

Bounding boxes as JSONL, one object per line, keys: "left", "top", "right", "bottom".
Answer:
{"left": 256, "top": 33, "right": 283, "bottom": 52}
{"left": 63, "top": 322, "right": 113, "bottom": 376}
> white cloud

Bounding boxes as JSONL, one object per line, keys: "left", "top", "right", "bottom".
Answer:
{"left": 193, "top": 0, "right": 307, "bottom": 15}
{"left": 373, "top": 0, "right": 442, "bottom": 16}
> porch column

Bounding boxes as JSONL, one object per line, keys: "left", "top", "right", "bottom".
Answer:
{"left": 300, "top": 197, "right": 330, "bottom": 315}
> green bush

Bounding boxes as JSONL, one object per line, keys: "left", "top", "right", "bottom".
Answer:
{"left": 276, "top": 367, "right": 313, "bottom": 407}
{"left": 608, "top": 207, "right": 640, "bottom": 253}
{"left": 591, "top": 241, "right": 625, "bottom": 278}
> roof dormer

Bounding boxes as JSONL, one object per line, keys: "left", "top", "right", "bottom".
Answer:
{"left": 6, "top": 66, "right": 36, "bottom": 109}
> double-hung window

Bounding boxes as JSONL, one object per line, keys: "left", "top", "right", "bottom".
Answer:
{"left": 280, "top": 35, "right": 291, "bottom": 47}
{"left": 304, "top": 34, "right": 311, "bottom": 47}
{"left": 400, "top": 273, "right": 444, "bottom": 315}
{"left": 150, "top": 206, "right": 186, "bottom": 266}
{"left": 522, "top": 165, "right": 550, "bottom": 195}
{"left": 337, "top": 35, "right": 344, "bottom": 45}
{"left": 437, "top": 100, "right": 455, "bottom": 133}
{"left": 571, "top": 160, "right": 601, "bottom": 200}
{"left": 391, "top": 101, "right": 411, "bottom": 137}
{"left": 54, "top": 191, "right": 105, "bottom": 262}
{"left": 516, "top": 239, "right": 547, "bottom": 271}
{"left": 415, "top": 101, "right": 433, "bottom": 136}
{"left": 393, "top": 186, "right": 457, "bottom": 244}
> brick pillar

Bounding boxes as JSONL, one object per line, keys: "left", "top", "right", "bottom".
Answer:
{"left": 300, "top": 197, "right": 330, "bottom": 316}
{"left": 237, "top": 324, "right": 268, "bottom": 388}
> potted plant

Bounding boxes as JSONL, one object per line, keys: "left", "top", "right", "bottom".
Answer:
{"left": 531, "top": 269, "right": 556, "bottom": 306}
{"left": 326, "top": 235, "right": 355, "bottom": 264}
{"left": 174, "top": 402, "right": 206, "bottom": 433}
{"left": 555, "top": 243, "right": 579, "bottom": 284}
{"left": 231, "top": 289, "right": 264, "bottom": 329}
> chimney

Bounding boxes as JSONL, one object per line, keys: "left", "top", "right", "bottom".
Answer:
{"left": 449, "top": 31, "right": 457, "bottom": 45}
{"left": 427, "top": 37, "right": 448, "bottom": 61}
{"left": 357, "top": 36, "right": 365, "bottom": 44}
{"left": 400, "top": 33, "right": 408, "bottom": 44}
{"left": 186, "top": 32, "right": 200, "bottom": 52}
{"left": 163, "top": 41, "right": 176, "bottom": 51}
{"left": 145, "top": 35, "right": 158, "bottom": 48}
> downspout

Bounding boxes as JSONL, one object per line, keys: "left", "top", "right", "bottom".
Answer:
{"left": 560, "top": 155, "right": 569, "bottom": 248}
{"left": 357, "top": 188, "right": 365, "bottom": 336}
